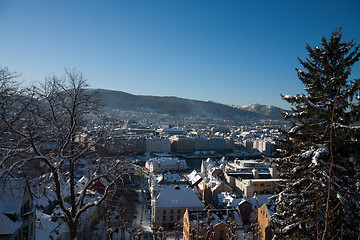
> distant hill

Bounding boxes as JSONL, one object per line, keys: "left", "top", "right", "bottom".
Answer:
{"left": 233, "top": 103, "right": 285, "bottom": 121}
{"left": 90, "top": 89, "right": 285, "bottom": 121}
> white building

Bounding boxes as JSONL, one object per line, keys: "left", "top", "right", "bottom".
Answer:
{"left": 253, "top": 139, "right": 272, "bottom": 155}
{"left": 156, "top": 128, "right": 186, "bottom": 136}
{"left": 151, "top": 184, "right": 203, "bottom": 229}
{"left": 145, "top": 157, "right": 188, "bottom": 173}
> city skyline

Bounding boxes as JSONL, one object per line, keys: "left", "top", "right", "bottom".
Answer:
{"left": 1, "top": 0, "right": 359, "bottom": 109}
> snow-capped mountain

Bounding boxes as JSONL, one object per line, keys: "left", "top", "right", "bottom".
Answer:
{"left": 231, "top": 103, "right": 285, "bottom": 121}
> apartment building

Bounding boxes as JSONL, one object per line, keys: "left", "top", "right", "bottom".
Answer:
{"left": 151, "top": 185, "right": 203, "bottom": 229}
{"left": 145, "top": 137, "right": 171, "bottom": 153}
{"left": 223, "top": 160, "right": 280, "bottom": 198}
{"left": 170, "top": 136, "right": 195, "bottom": 153}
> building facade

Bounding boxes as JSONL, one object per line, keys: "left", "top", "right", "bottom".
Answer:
{"left": 0, "top": 178, "right": 36, "bottom": 240}
{"left": 152, "top": 185, "right": 203, "bottom": 229}
{"left": 258, "top": 204, "right": 272, "bottom": 240}
{"left": 145, "top": 157, "right": 188, "bottom": 173}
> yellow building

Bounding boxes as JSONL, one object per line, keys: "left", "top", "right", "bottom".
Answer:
{"left": 183, "top": 209, "right": 191, "bottom": 240}
{"left": 258, "top": 203, "right": 272, "bottom": 240}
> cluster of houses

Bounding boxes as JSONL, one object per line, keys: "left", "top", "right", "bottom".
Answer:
{"left": 98, "top": 121, "right": 282, "bottom": 156}
{"left": 0, "top": 120, "right": 283, "bottom": 240}
{"left": 146, "top": 157, "right": 277, "bottom": 240}
{"left": 104, "top": 134, "right": 235, "bottom": 155}
{"left": 0, "top": 171, "right": 111, "bottom": 240}
{"left": 35, "top": 121, "right": 280, "bottom": 164}
{"left": 0, "top": 160, "right": 277, "bottom": 240}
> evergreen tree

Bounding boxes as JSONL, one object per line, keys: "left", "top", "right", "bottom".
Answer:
{"left": 272, "top": 29, "right": 360, "bottom": 239}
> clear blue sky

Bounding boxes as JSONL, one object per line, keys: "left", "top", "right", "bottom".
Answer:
{"left": 1, "top": 0, "right": 359, "bottom": 109}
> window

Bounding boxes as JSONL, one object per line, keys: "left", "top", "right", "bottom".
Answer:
{"left": 177, "top": 215, "right": 181, "bottom": 221}
{"left": 162, "top": 215, "right": 166, "bottom": 221}
{"left": 170, "top": 209, "right": 174, "bottom": 214}
{"left": 266, "top": 183, "right": 271, "bottom": 186}
{"left": 163, "top": 210, "right": 166, "bottom": 215}
{"left": 260, "top": 183, "right": 265, "bottom": 187}
{"left": 23, "top": 226, "right": 29, "bottom": 240}
{"left": 170, "top": 215, "right": 174, "bottom": 221}
{"left": 254, "top": 184, "right": 259, "bottom": 187}
{"left": 178, "top": 209, "right": 181, "bottom": 214}
{"left": 23, "top": 200, "right": 30, "bottom": 213}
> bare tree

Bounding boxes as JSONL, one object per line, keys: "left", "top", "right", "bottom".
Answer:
{"left": 1, "top": 68, "right": 129, "bottom": 240}
{"left": 226, "top": 220, "right": 238, "bottom": 240}
{"left": 0, "top": 67, "right": 32, "bottom": 175}
{"left": 0, "top": 67, "right": 20, "bottom": 134}
{"left": 152, "top": 226, "right": 167, "bottom": 240}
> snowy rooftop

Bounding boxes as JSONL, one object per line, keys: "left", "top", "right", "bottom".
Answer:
{"left": 162, "top": 173, "right": 184, "bottom": 182}
{"left": 0, "top": 178, "right": 27, "bottom": 235}
{"left": 147, "top": 157, "right": 187, "bottom": 166}
{"left": 155, "top": 185, "right": 203, "bottom": 208}
{"left": 0, "top": 210, "right": 22, "bottom": 235}
{"left": 209, "top": 180, "right": 221, "bottom": 191}
{"left": 186, "top": 170, "right": 203, "bottom": 185}
{"left": 36, "top": 210, "right": 59, "bottom": 239}
{"left": 227, "top": 161, "right": 270, "bottom": 171}
{"left": 188, "top": 209, "right": 243, "bottom": 229}
{"left": 0, "top": 178, "right": 27, "bottom": 214}
{"left": 244, "top": 178, "right": 282, "bottom": 182}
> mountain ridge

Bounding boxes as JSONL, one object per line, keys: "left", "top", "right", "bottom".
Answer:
{"left": 90, "top": 89, "right": 285, "bottom": 121}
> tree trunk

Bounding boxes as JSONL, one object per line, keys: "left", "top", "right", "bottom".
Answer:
{"left": 69, "top": 221, "right": 78, "bottom": 240}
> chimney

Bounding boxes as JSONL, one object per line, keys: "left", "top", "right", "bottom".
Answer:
{"left": 252, "top": 168, "right": 259, "bottom": 179}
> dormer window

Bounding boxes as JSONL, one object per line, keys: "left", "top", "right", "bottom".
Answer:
{"left": 4, "top": 212, "right": 18, "bottom": 222}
